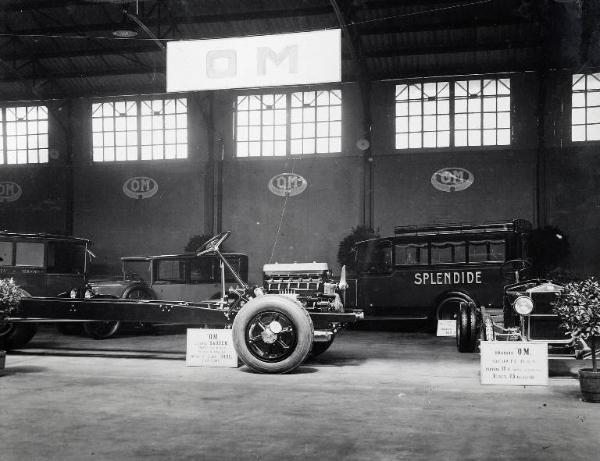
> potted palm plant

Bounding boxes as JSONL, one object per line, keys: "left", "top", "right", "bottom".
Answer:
{"left": 0, "top": 278, "right": 23, "bottom": 370}
{"left": 553, "top": 277, "right": 600, "bottom": 402}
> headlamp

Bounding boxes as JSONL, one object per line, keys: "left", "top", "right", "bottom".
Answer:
{"left": 513, "top": 295, "right": 534, "bottom": 315}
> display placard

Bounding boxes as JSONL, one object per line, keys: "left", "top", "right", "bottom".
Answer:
{"left": 186, "top": 329, "right": 239, "bottom": 368}
{"left": 437, "top": 319, "right": 457, "bottom": 337}
{"left": 480, "top": 341, "right": 548, "bottom": 386}
{"left": 167, "top": 29, "right": 341, "bottom": 92}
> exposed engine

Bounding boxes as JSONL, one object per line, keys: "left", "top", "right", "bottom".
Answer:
{"left": 263, "top": 262, "right": 345, "bottom": 312}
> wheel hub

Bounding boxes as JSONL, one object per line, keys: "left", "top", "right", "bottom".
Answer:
{"left": 261, "top": 320, "right": 283, "bottom": 344}
{"left": 246, "top": 311, "right": 297, "bottom": 362}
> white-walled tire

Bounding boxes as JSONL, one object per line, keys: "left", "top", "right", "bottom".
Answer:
{"left": 232, "top": 295, "right": 313, "bottom": 374}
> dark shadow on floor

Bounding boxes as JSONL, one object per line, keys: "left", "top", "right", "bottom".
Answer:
{"left": 0, "top": 365, "right": 47, "bottom": 376}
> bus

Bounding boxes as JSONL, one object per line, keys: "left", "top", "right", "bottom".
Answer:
{"left": 347, "top": 220, "right": 531, "bottom": 327}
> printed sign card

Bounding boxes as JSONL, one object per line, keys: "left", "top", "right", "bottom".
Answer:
{"left": 186, "top": 329, "right": 239, "bottom": 368}
{"left": 437, "top": 319, "right": 457, "bottom": 337}
{"left": 480, "top": 341, "right": 548, "bottom": 386}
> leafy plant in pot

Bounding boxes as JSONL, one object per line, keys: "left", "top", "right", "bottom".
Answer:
{"left": 553, "top": 277, "right": 600, "bottom": 402}
{"left": 0, "top": 278, "right": 23, "bottom": 370}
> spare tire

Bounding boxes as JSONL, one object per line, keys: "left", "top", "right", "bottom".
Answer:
{"left": 232, "top": 295, "right": 313, "bottom": 373}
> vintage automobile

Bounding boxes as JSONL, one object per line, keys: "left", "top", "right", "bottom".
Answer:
{"left": 455, "top": 259, "right": 594, "bottom": 357}
{"left": 0, "top": 231, "right": 93, "bottom": 348}
{"left": 2, "top": 232, "right": 362, "bottom": 373}
{"left": 346, "top": 220, "right": 531, "bottom": 329}
{"left": 82, "top": 252, "right": 248, "bottom": 339}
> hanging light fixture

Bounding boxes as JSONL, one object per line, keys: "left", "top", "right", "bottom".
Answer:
{"left": 112, "top": 6, "right": 138, "bottom": 38}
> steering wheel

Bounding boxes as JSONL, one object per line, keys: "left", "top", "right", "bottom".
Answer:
{"left": 196, "top": 231, "right": 231, "bottom": 256}
{"left": 500, "top": 258, "right": 532, "bottom": 280}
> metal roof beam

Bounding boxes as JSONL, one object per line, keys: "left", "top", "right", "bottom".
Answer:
{"left": 9, "top": 6, "right": 335, "bottom": 36}
{"left": 365, "top": 40, "right": 543, "bottom": 58}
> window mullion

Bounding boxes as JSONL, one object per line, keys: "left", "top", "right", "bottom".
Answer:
{"left": 450, "top": 82, "right": 455, "bottom": 147}
{"left": 137, "top": 101, "right": 142, "bottom": 160}
{"left": 480, "top": 79, "right": 484, "bottom": 146}
{"left": 286, "top": 93, "right": 291, "bottom": 156}
{"left": 2, "top": 108, "right": 6, "bottom": 164}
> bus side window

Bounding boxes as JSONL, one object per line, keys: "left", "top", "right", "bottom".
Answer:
{"left": 468, "top": 241, "right": 488, "bottom": 263}
{"left": 431, "top": 243, "right": 450, "bottom": 264}
{"left": 395, "top": 244, "right": 427, "bottom": 265}
{"left": 358, "top": 241, "right": 392, "bottom": 274}
{"left": 489, "top": 240, "right": 506, "bottom": 262}
{"left": 430, "top": 242, "right": 466, "bottom": 264}
{"left": 469, "top": 240, "right": 506, "bottom": 262}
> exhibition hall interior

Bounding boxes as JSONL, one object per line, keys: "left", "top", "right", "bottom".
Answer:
{"left": 1, "top": 1, "right": 599, "bottom": 460}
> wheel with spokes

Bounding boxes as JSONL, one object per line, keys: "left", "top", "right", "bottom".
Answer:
{"left": 232, "top": 295, "right": 313, "bottom": 373}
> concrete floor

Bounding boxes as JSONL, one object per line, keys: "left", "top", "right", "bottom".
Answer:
{"left": 1, "top": 324, "right": 598, "bottom": 461}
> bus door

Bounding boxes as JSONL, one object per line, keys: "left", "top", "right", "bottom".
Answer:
{"left": 356, "top": 240, "right": 394, "bottom": 314}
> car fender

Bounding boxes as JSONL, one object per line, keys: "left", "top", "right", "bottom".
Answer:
{"left": 122, "top": 283, "right": 156, "bottom": 300}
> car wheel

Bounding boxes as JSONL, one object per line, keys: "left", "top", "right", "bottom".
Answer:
{"left": 0, "top": 289, "right": 38, "bottom": 349}
{"left": 56, "top": 323, "right": 84, "bottom": 335}
{"left": 83, "top": 294, "right": 124, "bottom": 340}
{"left": 0, "top": 323, "right": 38, "bottom": 349}
{"left": 456, "top": 301, "right": 479, "bottom": 353}
{"left": 232, "top": 295, "right": 313, "bottom": 374}
{"left": 84, "top": 320, "right": 121, "bottom": 340}
{"left": 125, "top": 287, "right": 155, "bottom": 333}
{"left": 309, "top": 337, "right": 334, "bottom": 358}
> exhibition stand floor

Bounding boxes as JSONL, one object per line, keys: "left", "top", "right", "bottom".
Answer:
{"left": 1, "top": 325, "right": 598, "bottom": 461}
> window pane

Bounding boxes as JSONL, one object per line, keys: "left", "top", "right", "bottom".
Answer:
{"left": 15, "top": 242, "right": 45, "bottom": 267}
{"left": 395, "top": 81, "right": 451, "bottom": 149}
{"left": 0, "top": 242, "right": 14, "bottom": 266}
{"left": 469, "top": 241, "right": 488, "bottom": 262}
{"left": 395, "top": 244, "right": 427, "bottom": 265}
{"left": 3, "top": 105, "right": 49, "bottom": 164}
{"left": 454, "top": 78, "right": 510, "bottom": 146}
{"left": 91, "top": 97, "right": 187, "bottom": 162}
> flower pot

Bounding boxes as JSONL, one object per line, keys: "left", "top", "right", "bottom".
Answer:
{"left": 578, "top": 368, "right": 600, "bottom": 402}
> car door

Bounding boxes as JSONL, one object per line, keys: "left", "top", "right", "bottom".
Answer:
{"left": 151, "top": 258, "right": 188, "bottom": 301}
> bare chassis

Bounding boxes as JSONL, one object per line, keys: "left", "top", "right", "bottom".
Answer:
{"left": 4, "top": 297, "right": 360, "bottom": 332}
{"left": 1, "top": 232, "right": 362, "bottom": 373}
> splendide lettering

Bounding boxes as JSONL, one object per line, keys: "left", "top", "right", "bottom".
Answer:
{"left": 414, "top": 271, "right": 482, "bottom": 285}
